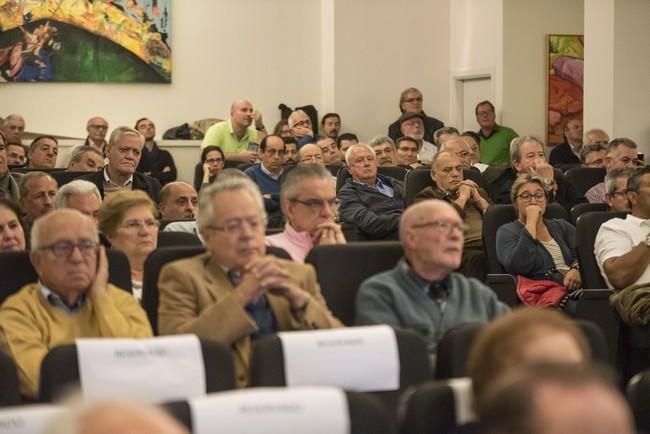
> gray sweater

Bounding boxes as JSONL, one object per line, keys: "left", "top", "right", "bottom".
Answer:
{"left": 356, "top": 259, "right": 509, "bottom": 370}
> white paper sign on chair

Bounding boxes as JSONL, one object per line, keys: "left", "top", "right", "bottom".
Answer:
{"left": 191, "top": 387, "right": 349, "bottom": 434}
{"left": 279, "top": 325, "right": 400, "bottom": 392}
{"left": 0, "top": 405, "right": 65, "bottom": 434}
{"left": 76, "top": 334, "right": 205, "bottom": 403}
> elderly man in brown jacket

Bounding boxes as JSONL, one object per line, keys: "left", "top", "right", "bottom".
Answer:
{"left": 157, "top": 177, "right": 342, "bottom": 386}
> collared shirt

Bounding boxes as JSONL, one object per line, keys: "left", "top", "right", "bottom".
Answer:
{"left": 352, "top": 177, "right": 395, "bottom": 198}
{"left": 260, "top": 162, "right": 282, "bottom": 181}
{"left": 585, "top": 182, "right": 606, "bottom": 204}
{"left": 200, "top": 119, "right": 259, "bottom": 152}
{"left": 595, "top": 214, "right": 650, "bottom": 289}
{"left": 265, "top": 222, "right": 314, "bottom": 263}
{"left": 103, "top": 167, "right": 133, "bottom": 187}
{"left": 39, "top": 281, "right": 85, "bottom": 315}
{"left": 418, "top": 140, "right": 437, "bottom": 164}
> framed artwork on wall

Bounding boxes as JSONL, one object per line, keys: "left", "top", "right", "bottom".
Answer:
{"left": 547, "top": 34, "right": 584, "bottom": 147}
{"left": 0, "top": 0, "right": 171, "bottom": 83}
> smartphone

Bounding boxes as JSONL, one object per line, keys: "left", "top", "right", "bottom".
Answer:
{"left": 248, "top": 142, "right": 259, "bottom": 153}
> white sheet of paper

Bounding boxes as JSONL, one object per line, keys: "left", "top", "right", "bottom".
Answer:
{"left": 279, "top": 325, "right": 399, "bottom": 392}
{"left": 77, "top": 334, "right": 206, "bottom": 403}
{"left": 448, "top": 377, "right": 476, "bottom": 424}
{"left": 0, "top": 405, "right": 65, "bottom": 434}
{"left": 191, "top": 387, "right": 349, "bottom": 434}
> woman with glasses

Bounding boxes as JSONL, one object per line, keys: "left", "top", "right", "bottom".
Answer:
{"left": 98, "top": 190, "right": 159, "bottom": 303}
{"left": 496, "top": 174, "right": 581, "bottom": 295}
{"left": 199, "top": 145, "right": 225, "bottom": 190}
{"left": 0, "top": 198, "right": 26, "bottom": 252}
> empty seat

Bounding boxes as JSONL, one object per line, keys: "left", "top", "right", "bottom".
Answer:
{"left": 564, "top": 167, "right": 606, "bottom": 196}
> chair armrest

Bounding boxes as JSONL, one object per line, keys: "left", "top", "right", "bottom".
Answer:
{"left": 486, "top": 274, "right": 519, "bottom": 307}
{"left": 574, "top": 289, "right": 620, "bottom": 365}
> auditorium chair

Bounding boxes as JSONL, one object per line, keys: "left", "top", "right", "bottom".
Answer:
{"left": 304, "top": 242, "right": 404, "bottom": 325}
{"left": 627, "top": 369, "right": 650, "bottom": 433}
{"left": 157, "top": 231, "right": 202, "bottom": 248}
{"left": 403, "top": 168, "right": 487, "bottom": 206}
{"left": 49, "top": 171, "right": 90, "bottom": 187}
{"left": 0, "top": 351, "right": 21, "bottom": 407}
{"left": 569, "top": 202, "right": 608, "bottom": 225}
{"left": 564, "top": 166, "right": 606, "bottom": 196}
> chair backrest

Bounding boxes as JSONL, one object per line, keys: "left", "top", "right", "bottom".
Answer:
{"left": 0, "top": 351, "right": 21, "bottom": 407}
{"left": 570, "top": 202, "right": 609, "bottom": 225}
{"left": 575, "top": 211, "right": 627, "bottom": 289}
{"left": 326, "top": 164, "right": 343, "bottom": 177}
{"left": 193, "top": 162, "right": 203, "bottom": 192}
{"left": 403, "top": 168, "right": 432, "bottom": 206}
{"left": 0, "top": 250, "right": 132, "bottom": 305}
{"left": 249, "top": 329, "right": 431, "bottom": 426}
{"left": 379, "top": 166, "right": 409, "bottom": 181}
{"left": 627, "top": 369, "right": 650, "bottom": 433}
{"left": 564, "top": 167, "right": 606, "bottom": 196}
{"left": 336, "top": 166, "right": 351, "bottom": 192}
{"left": 157, "top": 231, "right": 203, "bottom": 248}
{"left": 483, "top": 204, "right": 569, "bottom": 274}
{"left": 400, "top": 378, "right": 475, "bottom": 434}
{"left": 39, "top": 339, "right": 235, "bottom": 403}
{"left": 304, "top": 242, "right": 404, "bottom": 325}
{"left": 162, "top": 390, "right": 395, "bottom": 434}
{"left": 48, "top": 171, "right": 90, "bottom": 187}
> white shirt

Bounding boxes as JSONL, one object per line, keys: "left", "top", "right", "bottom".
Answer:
{"left": 163, "top": 220, "right": 205, "bottom": 243}
{"left": 594, "top": 214, "right": 650, "bottom": 289}
{"left": 418, "top": 140, "right": 437, "bottom": 164}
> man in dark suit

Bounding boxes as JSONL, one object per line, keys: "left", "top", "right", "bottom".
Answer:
{"left": 549, "top": 119, "right": 583, "bottom": 166}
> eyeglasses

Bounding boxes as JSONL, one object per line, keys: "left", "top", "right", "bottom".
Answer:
{"left": 607, "top": 190, "right": 627, "bottom": 198}
{"left": 300, "top": 154, "right": 323, "bottom": 163}
{"left": 517, "top": 192, "right": 546, "bottom": 202}
{"left": 411, "top": 220, "right": 468, "bottom": 233}
{"left": 403, "top": 97, "right": 423, "bottom": 104}
{"left": 476, "top": 111, "right": 493, "bottom": 117}
{"left": 265, "top": 149, "right": 285, "bottom": 157}
{"left": 90, "top": 124, "right": 108, "bottom": 130}
{"left": 206, "top": 158, "right": 224, "bottom": 165}
{"left": 39, "top": 239, "right": 99, "bottom": 257}
{"left": 293, "top": 120, "right": 312, "bottom": 128}
{"left": 205, "top": 216, "right": 267, "bottom": 235}
{"left": 585, "top": 159, "right": 604, "bottom": 167}
{"left": 120, "top": 219, "right": 160, "bottom": 232}
{"left": 291, "top": 198, "right": 340, "bottom": 213}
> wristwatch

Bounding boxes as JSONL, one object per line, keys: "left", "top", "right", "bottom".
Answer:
{"left": 542, "top": 178, "right": 555, "bottom": 187}
{"left": 644, "top": 233, "right": 650, "bottom": 247}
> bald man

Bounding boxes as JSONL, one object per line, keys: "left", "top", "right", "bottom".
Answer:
{"left": 298, "top": 143, "right": 325, "bottom": 166}
{"left": 201, "top": 99, "right": 265, "bottom": 163}
{"left": 159, "top": 181, "right": 198, "bottom": 220}
{"left": 355, "top": 199, "right": 508, "bottom": 369}
{"left": 584, "top": 128, "right": 610, "bottom": 146}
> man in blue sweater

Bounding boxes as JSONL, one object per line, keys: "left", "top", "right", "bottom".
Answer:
{"left": 356, "top": 199, "right": 509, "bottom": 369}
{"left": 245, "top": 135, "right": 285, "bottom": 226}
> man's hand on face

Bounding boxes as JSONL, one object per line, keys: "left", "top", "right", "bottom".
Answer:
{"left": 529, "top": 158, "right": 555, "bottom": 180}
{"left": 292, "top": 126, "right": 313, "bottom": 138}
{"left": 313, "top": 221, "right": 346, "bottom": 245}
{"left": 89, "top": 246, "right": 108, "bottom": 300}
{"left": 253, "top": 110, "right": 265, "bottom": 130}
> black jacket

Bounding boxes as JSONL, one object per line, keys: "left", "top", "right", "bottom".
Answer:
{"left": 136, "top": 142, "right": 177, "bottom": 186}
{"left": 549, "top": 142, "right": 580, "bottom": 166}
{"left": 83, "top": 169, "right": 162, "bottom": 203}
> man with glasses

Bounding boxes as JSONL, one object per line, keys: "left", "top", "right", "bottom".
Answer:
{"left": 158, "top": 177, "right": 342, "bottom": 386}
{"left": 586, "top": 138, "right": 641, "bottom": 204}
{"left": 245, "top": 135, "right": 285, "bottom": 227}
{"left": 84, "top": 116, "right": 109, "bottom": 151}
{"left": 83, "top": 126, "right": 161, "bottom": 202}
{"left": 387, "top": 87, "right": 444, "bottom": 143}
{"left": 1, "top": 114, "right": 26, "bottom": 144}
{"left": 604, "top": 168, "right": 633, "bottom": 213}
{"left": 338, "top": 143, "right": 406, "bottom": 240}
{"left": 288, "top": 109, "right": 315, "bottom": 148}
{"left": 0, "top": 209, "right": 152, "bottom": 398}
{"left": 298, "top": 143, "right": 325, "bottom": 166}
{"left": 398, "top": 112, "right": 436, "bottom": 164}
{"left": 267, "top": 165, "right": 345, "bottom": 262}
{"left": 356, "top": 199, "right": 508, "bottom": 369}
{"left": 475, "top": 100, "right": 518, "bottom": 166}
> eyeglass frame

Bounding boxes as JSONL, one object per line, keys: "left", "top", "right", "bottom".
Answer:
{"left": 410, "top": 220, "right": 469, "bottom": 234}
{"left": 204, "top": 215, "right": 268, "bottom": 235}
{"left": 38, "top": 239, "right": 99, "bottom": 258}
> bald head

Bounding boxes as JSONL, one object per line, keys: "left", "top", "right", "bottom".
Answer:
{"left": 584, "top": 128, "right": 609, "bottom": 145}
{"left": 159, "top": 181, "right": 199, "bottom": 220}
{"left": 298, "top": 143, "right": 325, "bottom": 166}
{"left": 441, "top": 137, "right": 472, "bottom": 170}
{"left": 229, "top": 100, "right": 254, "bottom": 130}
{"left": 400, "top": 199, "right": 458, "bottom": 241}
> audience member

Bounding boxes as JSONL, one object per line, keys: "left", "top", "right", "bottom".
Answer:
{"left": 99, "top": 190, "right": 159, "bottom": 303}
{"left": 135, "top": 117, "right": 177, "bottom": 186}
{"left": 244, "top": 135, "right": 285, "bottom": 223}
{"left": 584, "top": 128, "right": 610, "bottom": 145}
{"left": 549, "top": 119, "right": 583, "bottom": 166}
{"left": 477, "top": 363, "right": 634, "bottom": 434}
{"left": 321, "top": 112, "right": 341, "bottom": 139}
{"left": 298, "top": 143, "right": 325, "bottom": 166}
{"left": 283, "top": 136, "right": 298, "bottom": 164}
{"left": 159, "top": 182, "right": 198, "bottom": 220}
{"left": 0, "top": 198, "right": 26, "bottom": 252}
{"left": 368, "top": 135, "right": 397, "bottom": 167}
{"left": 200, "top": 145, "right": 225, "bottom": 189}
{"left": 496, "top": 174, "right": 581, "bottom": 295}
{"left": 1, "top": 114, "right": 26, "bottom": 143}
{"left": 394, "top": 136, "right": 420, "bottom": 168}
{"left": 580, "top": 143, "right": 607, "bottom": 168}
{"left": 595, "top": 165, "right": 650, "bottom": 290}
{"left": 440, "top": 135, "right": 473, "bottom": 171}
{"left": 83, "top": 126, "right": 161, "bottom": 202}
{"left": 67, "top": 146, "right": 104, "bottom": 172}
{"left": 338, "top": 144, "right": 405, "bottom": 240}
{"left": 336, "top": 132, "right": 358, "bottom": 155}
{"left": 494, "top": 136, "right": 584, "bottom": 210}
{"left": 6, "top": 142, "right": 27, "bottom": 168}
{"left": 288, "top": 109, "right": 315, "bottom": 148}
{"left": 27, "top": 135, "right": 59, "bottom": 170}
{"left": 0, "top": 132, "right": 20, "bottom": 202}
{"left": 356, "top": 199, "right": 508, "bottom": 369}
{"left": 201, "top": 99, "right": 261, "bottom": 163}
{"left": 415, "top": 151, "right": 490, "bottom": 279}
{"left": 397, "top": 112, "right": 436, "bottom": 164}
{"left": 157, "top": 177, "right": 342, "bottom": 386}
{"left": 266, "top": 165, "right": 345, "bottom": 262}
{"left": 604, "top": 167, "right": 633, "bottom": 212}
{"left": 84, "top": 116, "right": 109, "bottom": 151}
{"left": 316, "top": 135, "right": 343, "bottom": 165}
{"left": 0, "top": 209, "right": 152, "bottom": 398}
{"left": 19, "top": 171, "right": 57, "bottom": 227}
{"left": 54, "top": 179, "right": 102, "bottom": 227}
{"left": 585, "top": 138, "right": 639, "bottom": 204}
{"left": 272, "top": 119, "right": 292, "bottom": 138}
{"left": 433, "top": 126, "right": 460, "bottom": 148}
{"left": 387, "top": 87, "right": 444, "bottom": 143}
{"left": 475, "top": 100, "right": 518, "bottom": 166}
{"left": 462, "top": 131, "right": 488, "bottom": 172}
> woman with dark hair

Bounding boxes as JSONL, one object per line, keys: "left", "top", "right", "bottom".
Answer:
{"left": 200, "top": 145, "right": 225, "bottom": 189}
{"left": 272, "top": 119, "right": 292, "bottom": 138}
{"left": 0, "top": 198, "right": 26, "bottom": 252}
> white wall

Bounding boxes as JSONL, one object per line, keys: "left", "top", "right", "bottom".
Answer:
{"left": 502, "top": 0, "right": 584, "bottom": 142}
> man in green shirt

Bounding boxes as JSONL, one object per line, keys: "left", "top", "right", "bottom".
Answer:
{"left": 476, "top": 100, "right": 518, "bottom": 166}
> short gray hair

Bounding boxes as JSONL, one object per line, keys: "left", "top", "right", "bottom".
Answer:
{"left": 606, "top": 138, "right": 637, "bottom": 156}
{"left": 345, "top": 143, "right": 374, "bottom": 166}
{"left": 280, "top": 164, "right": 332, "bottom": 204}
{"left": 605, "top": 167, "right": 634, "bottom": 195}
{"left": 68, "top": 145, "right": 102, "bottom": 165}
{"left": 433, "top": 126, "right": 460, "bottom": 146}
{"left": 287, "top": 110, "right": 308, "bottom": 129}
{"left": 579, "top": 143, "right": 606, "bottom": 164}
{"left": 197, "top": 176, "right": 265, "bottom": 233}
{"left": 55, "top": 179, "right": 102, "bottom": 209}
{"left": 108, "top": 126, "right": 144, "bottom": 148}
{"left": 2, "top": 114, "right": 25, "bottom": 128}
{"left": 31, "top": 208, "right": 98, "bottom": 250}
{"left": 19, "top": 171, "right": 57, "bottom": 199}
{"left": 368, "top": 136, "right": 395, "bottom": 150}
{"left": 509, "top": 136, "right": 543, "bottom": 163}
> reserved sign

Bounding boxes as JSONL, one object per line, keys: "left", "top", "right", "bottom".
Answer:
{"left": 0, "top": 405, "right": 64, "bottom": 434}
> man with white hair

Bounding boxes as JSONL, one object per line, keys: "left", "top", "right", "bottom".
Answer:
{"left": 369, "top": 136, "right": 397, "bottom": 167}
{"left": 1, "top": 114, "right": 26, "bottom": 143}
{"left": 157, "top": 176, "right": 342, "bottom": 387}
{"left": 67, "top": 145, "right": 104, "bottom": 172}
{"left": 84, "top": 116, "right": 109, "bottom": 151}
{"left": 356, "top": 199, "right": 508, "bottom": 368}
{"left": 0, "top": 209, "right": 151, "bottom": 398}
{"left": 288, "top": 109, "right": 315, "bottom": 148}
{"left": 54, "top": 179, "right": 102, "bottom": 227}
